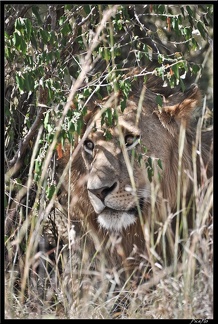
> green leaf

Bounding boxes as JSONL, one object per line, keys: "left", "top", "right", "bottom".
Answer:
{"left": 178, "top": 15, "right": 182, "bottom": 25}
{"left": 179, "top": 78, "right": 185, "bottom": 92}
{"left": 32, "top": 6, "right": 43, "bottom": 24}
{"left": 24, "top": 73, "right": 34, "bottom": 91}
{"left": 197, "top": 21, "right": 206, "bottom": 40}
{"left": 13, "top": 32, "right": 21, "bottom": 48}
{"left": 13, "top": 31, "right": 27, "bottom": 53}
{"left": 172, "top": 17, "right": 179, "bottom": 32}
{"left": 155, "top": 66, "right": 165, "bottom": 79}
{"left": 137, "top": 153, "right": 143, "bottom": 164}
{"left": 169, "top": 77, "right": 175, "bottom": 88}
{"left": 172, "top": 64, "right": 180, "bottom": 79}
{"left": 186, "top": 6, "right": 193, "bottom": 18}
{"left": 156, "top": 95, "right": 163, "bottom": 107}
{"left": 105, "top": 109, "right": 113, "bottom": 125}
{"left": 25, "top": 18, "right": 32, "bottom": 39}
{"left": 158, "top": 54, "right": 164, "bottom": 64}
{"left": 16, "top": 74, "right": 25, "bottom": 91}
{"left": 19, "top": 38, "right": 27, "bottom": 54}
{"left": 180, "top": 7, "right": 185, "bottom": 17}
{"left": 84, "top": 5, "right": 91, "bottom": 15}
{"left": 40, "top": 29, "right": 50, "bottom": 43}
{"left": 68, "top": 120, "right": 75, "bottom": 132}
{"left": 147, "top": 157, "right": 153, "bottom": 168}
{"left": 46, "top": 184, "right": 56, "bottom": 200}
{"left": 74, "top": 119, "right": 83, "bottom": 133}
{"left": 157, "top": 159, "right": 163, "bottom": 170}
{"left": 5, "top": 46, "right": 10, "bottom": 59}
{"left": 30, "top": 33, "right": 38, "bottom": 49}
{"left": 105, "top": 129, "right": 112, "bottom": 140}
{"left": 44, "top": 111, "right": 50, "bottom": 128}
{"left": 120, "top": 98, "right": 126, "bottom": 112}
{"left": 34, "top": 160, "right": 41, "bottom": 181}
{"left": 119, "top": 79, "right": 131, "bottom": 98}
{"left": 157, "top": 5, "right": 165, "bottom": 14}
{"left": 191, "top": 64, "right": 201, "bottom": 75}
{"left": 191, "top": 38, "right": 198, "bottom": 51}
{"left": 64, "top": 4, "right": 72, "bottom": 10}
{"left": 147, "top": 167, "right": 154, "bottom": 182}
{"left": 26, "top": 55, "right": 33, "bottom": 67}
{"left": 61, "top": 23, "right": 72, "bottom": 36}
{"left": 83, "top": 88, "right": 92, "bottom": 97}
{"left": 59, "top": 16, "right": 66, "bottom": 26}
{"left": 143, "top": 146, "right": 147, "bottom": 154}
{"left": 15, "top": 17, "right": 25, "bottom": 30}
{"left": 46, "top": 52, "right": 53, "bottom": 63}
{"left": 183, "top": 27, "right": 191, "bottom": 40}
{"left": 48, "top": 133, "right": 54, "bottom": 143}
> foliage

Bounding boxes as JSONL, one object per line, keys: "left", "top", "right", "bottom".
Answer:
{"left": 4, "top": 4, "right": 213, "bottom": 319}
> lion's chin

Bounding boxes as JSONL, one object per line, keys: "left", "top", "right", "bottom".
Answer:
{"left": 97, "top": 209, "right": 136, "bottom": 232}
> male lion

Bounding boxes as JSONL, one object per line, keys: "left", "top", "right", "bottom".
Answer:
{"left": 55, "top": 67, "right": 213, "bottom": 315}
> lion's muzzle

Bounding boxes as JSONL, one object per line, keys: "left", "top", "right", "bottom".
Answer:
{"left": 87, "top": 181, "right": 146, "bottom": 231}
{"left": 88, "top": 182, "right": 118, "bottom": 203}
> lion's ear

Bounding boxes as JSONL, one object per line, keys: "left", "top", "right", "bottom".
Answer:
{"left": 163, "top": 84, "right": 201, "bottom": 122}
{"left": 154, "top": 84, "right": 201, "bottom": 136}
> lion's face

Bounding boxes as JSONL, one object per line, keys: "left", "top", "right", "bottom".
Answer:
{"left": 59, "top": 82, "right": 209, "bottom": 236}
{"left": 80, "top": 94, "right": 183, "bottom": 232}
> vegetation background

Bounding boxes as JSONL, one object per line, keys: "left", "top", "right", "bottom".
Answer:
{"left": 4, "top": 4, "right": 213, "bottom": 319}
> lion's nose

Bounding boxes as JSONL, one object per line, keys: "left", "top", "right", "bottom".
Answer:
{"left": 88, "top": 182, "right": 117, "bottom": 202}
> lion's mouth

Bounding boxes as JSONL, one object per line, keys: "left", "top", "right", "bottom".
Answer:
{"left": 101, "top": 198, "right": 144, "bottom": 215}
{"left": 96, "top": 199, "right": 144, "bottom": 232}
{"left": 101, "top": 206, "right": 136, "bottom": 214}
{"left": 88, "top": 189, "right": 145, "bottom": 231}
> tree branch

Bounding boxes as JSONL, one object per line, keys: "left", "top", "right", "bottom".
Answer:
{"left": 8, "top": 106, "right": 46, "bottom": 169}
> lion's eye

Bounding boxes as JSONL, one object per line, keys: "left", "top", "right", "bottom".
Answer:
{"left": 125, "top": 135, "right": 140, "bottom": 150}
{"left": 84, "top": 139, "right": 94, "bottom": 154}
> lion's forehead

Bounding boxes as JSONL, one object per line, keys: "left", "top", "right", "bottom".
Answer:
{"left": 90, "top": 107, "right": 141, "bottom": 138}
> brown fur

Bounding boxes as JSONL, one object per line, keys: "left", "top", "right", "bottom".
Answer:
{"left": 56, "top": 69, "right": 213, "bottom": 302}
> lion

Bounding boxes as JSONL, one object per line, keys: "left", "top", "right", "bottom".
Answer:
{"left": 55, "top": 67, "right": 213, "bottom": 315}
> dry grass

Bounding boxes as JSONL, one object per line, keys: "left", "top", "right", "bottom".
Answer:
{"left": 4, "top": 100, "right": 213, "bottom": 320}
{"left": 4, "top": 219, "right": 213, "bottom": 319}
